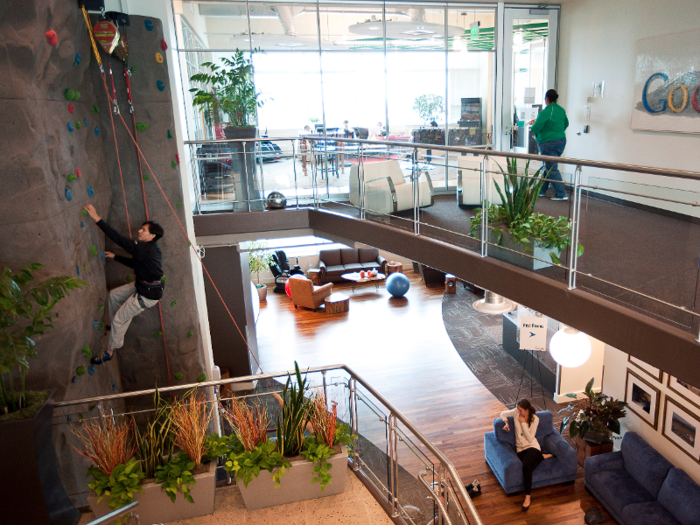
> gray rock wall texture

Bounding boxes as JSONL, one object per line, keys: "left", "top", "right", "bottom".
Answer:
{"left": 0, "top": 1, "right": 207, "bottom": 505}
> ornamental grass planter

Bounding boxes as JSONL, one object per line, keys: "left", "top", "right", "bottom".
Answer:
{"left": 87, "top": 461, "right": 216, "bottom": 524}
{"left": 238, "top": 446, "right": 348, "bottom": 510}
{"left": 489, "top": 229, "right": 562, "bottom": 271}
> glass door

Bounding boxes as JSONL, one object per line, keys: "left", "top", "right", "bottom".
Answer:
{"left": 497, "top": 8, "right": 558, "bottom": 153}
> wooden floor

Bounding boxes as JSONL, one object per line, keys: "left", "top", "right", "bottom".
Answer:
{"left": 256, "top": 272, "right": 613, "bottom": 525}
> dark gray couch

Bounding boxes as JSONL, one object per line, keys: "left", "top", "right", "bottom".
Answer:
{"left": 318, "top": 248, "right": 387, "bottom": 283}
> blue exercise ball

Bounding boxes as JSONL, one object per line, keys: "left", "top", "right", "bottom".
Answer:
{"left": 386, "top": 272, "right": 410, "bottom": 297}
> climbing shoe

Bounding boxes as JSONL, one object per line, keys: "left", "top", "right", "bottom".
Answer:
{"left": 91, "top": 351, "right": 113, "bottom": 365}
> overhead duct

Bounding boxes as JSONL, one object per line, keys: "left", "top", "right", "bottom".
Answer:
{"left": 271, "top": 5, "right": 297, "bottom": 37}
{"left": 407, "top": 7, "right": 426, "bottom": 23}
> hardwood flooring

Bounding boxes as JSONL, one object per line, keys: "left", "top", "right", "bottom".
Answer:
{"left": 256, "top": 272, "right": 613, "bottom": 524}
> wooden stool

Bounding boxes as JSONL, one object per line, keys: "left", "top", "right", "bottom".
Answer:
{"left": 308, "top": 269, "right": 321, "bottom": 285}
{"left": 325, "top": 292, "right": 349, "bottom": 314}
{"left": 386, "top": 261, "right": 403, "bottom": 275}
{"left": 445, "top": 274, "right": 457, "bottom": 294}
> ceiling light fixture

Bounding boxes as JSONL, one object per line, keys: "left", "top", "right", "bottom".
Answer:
{"left": 472, "top": 291, "right": 516, "bottom": 315}
{"left": 549, "top": 327, "right": 592, "bottom": 368}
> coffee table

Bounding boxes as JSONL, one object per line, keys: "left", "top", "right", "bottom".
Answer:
{"left": 341, "top": 272, "right": 386, "bottom": 292}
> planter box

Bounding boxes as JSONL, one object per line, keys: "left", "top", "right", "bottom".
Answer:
{"left": 489, "top": 229, "right": 561, "bottom": 271}
{"left": 88, "top": 461, "right": 216, "bottom": 524}
{"left": 238, "top": 446, "right": 348, "bottom": 510}
{"left": 576, "top": 436, "right": 614, "bottom": 467}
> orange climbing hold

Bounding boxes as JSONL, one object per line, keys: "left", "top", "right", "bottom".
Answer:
{"left": 46, "top": 30, "right": 58, "bottom": 46}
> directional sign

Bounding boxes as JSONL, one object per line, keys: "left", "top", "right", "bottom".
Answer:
{"left": 519, "top": 317, "right": 547, "bottom": 351}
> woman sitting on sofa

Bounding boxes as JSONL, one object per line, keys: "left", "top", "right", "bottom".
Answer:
{"left": 500, "top": 399, "right": 553, "bottom": 511}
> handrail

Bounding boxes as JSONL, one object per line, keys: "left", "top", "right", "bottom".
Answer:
{"left": 83, "top": 501, "right": 142, "bottom": 525}
{"left": 56, "top": 363, "right": 483, "bottom": 525}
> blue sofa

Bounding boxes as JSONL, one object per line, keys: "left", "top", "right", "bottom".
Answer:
{"left": 484, "top": 410, "right": 578, "bottom": 495}
{"left": 585, "top": 432, "right": 700, "bottom": 525}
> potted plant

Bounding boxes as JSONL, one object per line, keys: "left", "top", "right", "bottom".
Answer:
{"left": 0, "top": 263, "right": 86, "bottom": 525}
{"left": 469, "top": 158, "right": 584, "bottom": 270}
{"left": 412, "top": 94, "right": 445, "bottom": 146}
{"left": 82, "top": 388, "right": 217, "bottom": 524}
{"left": 216, "top": 362, "right": 355, "bottom": 510}
{"left": 248, "top": 241, "right": 273, "bottom": 301}
{"left": 559, "top": 378, "right": 627, "bottom": 466}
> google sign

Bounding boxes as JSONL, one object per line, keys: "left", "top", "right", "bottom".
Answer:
{"left": 642, "top": 72, "right": 700, "bottom": 114}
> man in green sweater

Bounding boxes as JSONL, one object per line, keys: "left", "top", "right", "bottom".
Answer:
{"left": 529, "top": 89, "right": 569, "bottom": 201}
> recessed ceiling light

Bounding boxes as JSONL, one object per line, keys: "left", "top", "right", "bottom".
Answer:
{"left": 368, "top": 26, "right": 380, "bottom": 30}
{"left": 402, "top": 28, "right": 435, "bottom": 36}
{"left": 277, "top": 42, "right": 304, "bottom": 47}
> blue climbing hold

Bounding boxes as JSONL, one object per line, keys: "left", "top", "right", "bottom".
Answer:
{"left": 93, "top": 320, "right": 99, "bottom": 329}
{"left": 157, "top": 80, "right": 165, "bottom": 91}
{"left": 72, "top": 375, "right": 79, "bottom": 383}
{"left": 67, "top": 122, "right": 74, "bottom": 132}
{"left": 81, "top": 221, "right": 85, "bottom": 228}
{"left": 65, "top": 188, "right": 72, "bottom": 201}
{"left": 76, "top": 265, "right": 80, "bottom": 276}
{"left": 145, "top": 19, "right": 154, "bottom": 31}
{"left": 87, "top": 186, "right": 94, "bottom": 197}
{"left": 73, "top": 53, "right": 81, "bottom": 67}
{"left": 67, "top": 415, "right": 73, "bottom": 422}
{"left": 88, "top": 365, "right": 96, "bottom": 376}
{"left": 83, "top": 118, "right": 89, "bottom": 126}
{"left": 94, "top": 126, "right": 100, "bottom": 136}
{"left": 100, "top": 251, "right": 105, "bottom": 260}
{"left": 111, "top": 381, "right": 117, "bottom": 391}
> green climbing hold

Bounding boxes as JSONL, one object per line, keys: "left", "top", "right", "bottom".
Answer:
{"left": 130, "top": 67, "right": 138, "bottom": 73}
{"left": 55, "top": 312, "right": 59, "bottom": 318}
{"left": 186, "top": 330, "right": 193, "bottom": 338}
{"left": 171, "top": 161, "right": 177, "bottom": 168}
{"left": 126, "top": 274, "right": 133, "bottom": 281}
{"left": 153, "top": 331, "right": 163, "bottom": 338}
{"left": 162, "top": 275, "right": 168, "bottom": 283}
{"left": 135, "top": 122, "right": 149, "bottom": 131}
{"left": 167, "top": 129, "right": 172, "bottom": 139}
{"left": 174, "top": 373, "right": 183, "bottom": 380}
{"left": 73, "top": 91, "right": 81, "bottom": 100}
{"left": 67, "top": 173, "right": 77, "bottom": 182}
{"left": 176, "top": 201, "right": 183, "bottom": 206}
{"left": 65, "top": 89, "right": 75, "bottom": 101}
{"left": 82, "top": 345, "right": 91, "bottom": 358}
{"left": 197, "top": 373, "right": 206, "bottom": 382}
{"left": 143, "top": 174, "right": 150, "bottom": 180}
{"left": 89, "top": 404, "right": 96, "bottom": 411}
{"left": 170, "top": 300, "right": 178, "bottom": 307}
{"left": 76, "top": 366, "right": 87, "bottom": 376}
{"left": 98, "top": 321, "right": 105, "bottom": 331}
{"left": 92, "top": 105, "right": 100, "bottom": 113}
{"left": 78, "top": 413, "right": 84, "bottom": 421}
{"left": 82, "top": 208, "right": 89, "bottom": 216}
{"left": 75, "top": 121, "right": 81, "bottom": 130}
{"left": 90, "top": 245, "right": 97, "bottom": 256}
{"left": 97, "top": 305, "right": 104, "bottom": 311}
{"left": 82, "top": 264, "right": 87, "bottom": 271}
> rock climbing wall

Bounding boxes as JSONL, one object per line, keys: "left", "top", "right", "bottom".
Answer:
{"left": 0, "top": 0, "right": 207, "bottom": 506}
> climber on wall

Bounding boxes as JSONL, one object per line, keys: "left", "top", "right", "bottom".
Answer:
{"left": 83, "top": 205, "right": 165, "bottom": 364}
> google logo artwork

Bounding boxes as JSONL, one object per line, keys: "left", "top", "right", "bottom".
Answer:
{"left": 642, "top": 72, "right": 700, "bottom": 114}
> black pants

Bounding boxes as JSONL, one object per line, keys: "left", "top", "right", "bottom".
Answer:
{"left": 517, "top": 447, "right": 544, "bottom": 495}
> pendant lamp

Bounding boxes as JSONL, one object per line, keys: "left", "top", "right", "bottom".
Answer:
{"left": 549, "top": 327, "right": 591, "bottom": 368}
{"left": 472, "top": 290, "right": 516, "bottom": 315}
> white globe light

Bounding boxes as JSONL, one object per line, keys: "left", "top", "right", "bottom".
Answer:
{"left": 549, "top": 328, "right": 592, "bottom": 368}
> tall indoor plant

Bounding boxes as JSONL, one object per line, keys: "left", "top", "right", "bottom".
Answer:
{"left": 413, "top": 94, "right": 444, "bottom": 125}
{"left": 248, "top": 241, "right": 274, "bottom": 301}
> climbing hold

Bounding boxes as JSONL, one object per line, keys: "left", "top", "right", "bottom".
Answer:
{"left": 93, "top": 321, "right": 99, "bottom": 329}
{"left": 71, "top": 375, "right": 79, "bottom": 383}
{"left": 92, "top": 105, "right": 100, "bottom": 113}
{"left": 157, "top": 80, "right": 165, "bottom": 91}
{"left": 145, "top": 19, "right": 154, "bottom": 31}
{"left": 73, "top": 53, "right": 81, "bottom": 67}
{"left": 130, "top": 66, "right": 138, "bottom": 74}
{"left": 74, "top": 121, "right": 81, "bottom": 130}
{"left": 126, "top": 274, "right": 133, "bottom": 281}
{"left": 82, "top": 208, "right": 88, "bottom": 216}
{"left": 87, "top": 186, "right": 94, "bottom": 197}
{"left": 170, "top": 300, "right": 177, "bottom": 307}
{"left": 174, "top": 373, "right": 183, "bottom": 380}
{"left": 76, "top": 366, "right": 87, "bottom": 376}
{"left": 82, "top": 264, "right": 87, "bottom": 271}
{"left": 186, "top": 330, "right": 193, "bottom": 338}
{"left": 111, "top": 381, "right": 116, "bottom": 391}
{"left": 65, "top": 188, "right": 73, "bottom": 201}
{"left": 91, "top": 245, "right": 97, "bottom": 256}
{"left": 153, "top": 331, "right": 163, "bottom": 338}
{"left": 100, "top": 251, "right": 105, "bottom": 260}
{"left": 87, "top": 366, "right": 96, "bottom": 376}
{"left": 161, "top": 39, "right": 168, "bottom": 51}
{"left": 143, "top": 174, "right": 150, "bottom": 181}
{"left": 136, "top": 122, "right": 148, "bottom": 131}
{"left": 68, "top": 104, "right": 74, "bottom": 113}
{"left": 67, "top": 122, "right": 74, "bottom": 132}
{"left": 176, "top": 154, "right": 180, "bottom": 164}
{"left": 67, "top": 174, "right": 77, "bottom": 182}
{"left": 76, "top": 265, "right": 80, "bottom": 276}
{"left": 46, "top": 30, "right": 58, "bottom": 46}
{"left": 89, "top": 404, "right": 96, "bottom": 411}
{"left": 167, "top": 129, "right": 172, "bottom": 139}
{"left": 171, "top": 161, "right": 177, "bottom": 168}
{"left": 155, "top": 52, "right": 163, "bottom": 64}
{"left": 83, "top": 119, "right": 89, "bottom": 126}
{"left": 176, "top": 201, "right": 183, "bottom": 206}
{"left": 93, "top": 126, "right": 100, "bottom": 136}
{"left": 97, "top": 305, "right": 104, "bottom": 311}
{"left": 65, "top": 89, "right": 75, "bottom": 101}
{"left": 162, "top": 275, "right": 168, "bottom": 284}
{"left": 76, "top": 168, "right": 82, "bottom": 178}
{"left": 73, "top": 91, "right": 81, "bottom": 100}
{"left": 98, "top": 321, "right": 105, "bottom": 331}
{"left": 82, "top": 345, "right": 91, "bottom": 358}
{"left": 80, "top": 222, "right": 85, "bottom": 228}
{"left": 78, "top": 413, "right": 84, "bottom": 421}
{"left": 197, "top": 373, "right": 206, "bottom": 382}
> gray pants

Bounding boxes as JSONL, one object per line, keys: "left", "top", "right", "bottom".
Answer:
{"left": 108, "top": 282, "right": 159, "bottom": 350}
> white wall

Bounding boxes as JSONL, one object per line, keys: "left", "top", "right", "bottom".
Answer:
{"left": 603, "top": 344, "right": 700, "bottom": 484}
{"left": 558, "top": 0, "right": 700, "bottom": 216}
{"left": 557, "top": 334, "right": 605, "bottom": 402}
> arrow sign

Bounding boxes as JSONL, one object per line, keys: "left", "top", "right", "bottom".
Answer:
{"left": 520, "top": 317, "right": 547, "bottom": 351}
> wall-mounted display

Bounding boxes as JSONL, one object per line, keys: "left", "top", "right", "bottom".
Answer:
{"left": 668, "top": 376, "right": 700, "bottom": 412}
{"left": 628, "top": 354, "right": 663, "bottom": 382}
{"left": 662, "top": 397, "right": 700, "bottom": 461}
{"left": 625, "top": 369, "right": 660, "bottom": 429}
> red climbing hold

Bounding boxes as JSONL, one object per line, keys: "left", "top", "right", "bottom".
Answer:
{"left": 76, "top": 168, "right": 82, "bottom": 178}
{"left": 175, "top": 154, "right": 180, "bottom": 164}
{"left": 161, "top": 39, "right": 168, "bottom": 51}
{"left": 68, "top": 104, "right": 74, "bottom": 113}
{"left": 46, "top": 30, "right": 58, "bottom": 46}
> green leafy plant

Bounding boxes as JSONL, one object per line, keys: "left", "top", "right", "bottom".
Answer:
{"left": 0, "top": 263, "right": 86, "bottom": 414}
{"left": 413, "top": 94, "right": 445, "bottom": 124}
{"left": 189, "top": 50, "right": 264, "bottom": 129}
{"left": 248, "top": 241, "right": 274, "bottom": 289}
{"left": 276, "top": 361, "right": 311, "bottom": 457}
{"left": 155, "top": 450, "right": 197, "bottom": 503}
{"left": 134, "top": 389, "right": 174, "bottom": 479}
{"left": 301, "top": 436, "right": 333, "bottom": 490}
{"left": 88, "top": 458, "right": 145, "bottom": 524}
{"left": 559, "top": 378, "right": 628, "bottom": 444}
{"left": 223, "top": 437, "right": 291, "bottom": 488}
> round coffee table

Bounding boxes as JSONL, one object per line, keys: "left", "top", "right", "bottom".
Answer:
{"left": 341, "top": 272, "right": 386, "bottom": 292}
{"left": 325, "top": 292, "right": 349, "bottom": 314}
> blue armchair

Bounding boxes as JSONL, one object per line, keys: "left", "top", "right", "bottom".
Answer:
{"left": 484, "top": 410, "right": 578, "bottom": 495}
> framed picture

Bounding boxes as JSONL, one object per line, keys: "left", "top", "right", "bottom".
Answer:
{"left": 625, "top": 369, "right": 661, "bottom": 429}
{"left": 628, "top": 355, "right": 663, "bottom": 382}
{"left": 662, "top": 397, "right": 700, "bottom": 461}
{"left": 668, "top": 376, "right": 700, "bottom": 412}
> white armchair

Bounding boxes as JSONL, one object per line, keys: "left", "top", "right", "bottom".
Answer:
{"left": 457, "top": 155, "right": 506, "bottom": 207}
{"left": 349, "top": 160, "right": 433, "bottom": 214}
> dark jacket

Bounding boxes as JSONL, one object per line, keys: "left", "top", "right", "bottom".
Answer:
{"left": 97, "top": 219, "right": 164, "bottom": 300}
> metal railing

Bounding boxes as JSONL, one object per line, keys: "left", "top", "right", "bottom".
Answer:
{"left": 55, "top": 364, "right": 482, "bottom": 525}
{"left": 184, "top": 134, "right": 700, "bottom": 337}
